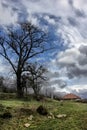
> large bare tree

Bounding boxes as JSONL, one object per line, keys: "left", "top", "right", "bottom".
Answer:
{"left": 0, "top": 22, "right": 53, "bottom": 98}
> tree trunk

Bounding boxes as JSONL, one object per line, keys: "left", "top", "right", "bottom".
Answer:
{"left": 34, "top": 87, "right": 40, "bottom": 100}
{"left": 16, "top": 73, "right": 24, "bottom": 98}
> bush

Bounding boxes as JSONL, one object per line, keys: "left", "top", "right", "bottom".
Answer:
{"left": 36, "top": 105, "right": 48, "bottom": 115}
{"left": 0, "top": 93, "right": 16, "bottom": 99}
{"left": 0, "top": 112, "right": 12, "bottom": 119}
{"left": 76, "top": 99, "right": 87, "bottom": 103}
{"left": 0, "top": 104, "right": 5, "bottom": 111}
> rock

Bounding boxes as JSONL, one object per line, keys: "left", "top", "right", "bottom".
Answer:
{"left": 24, "top": 123, "right": 30, "bottom": 128}
{"left": 28, "top": 115, "right": 33, "bottom": 120}
{"left": 56, "top": 114, "right": 67, "bottom": 118}
{"left": 49, "top": 112, "right": 55, "bottom": 119}
{"left": 36, "top": 105, "right": 48, "bottom": 115}
{"left": 49, "top": 112, "right": 53, "bottom": 116}
{"left": 48, "top": 116, "right": 52, "bottom": 119}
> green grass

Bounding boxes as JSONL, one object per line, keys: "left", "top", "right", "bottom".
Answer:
{"left": 0, "top": 98, "right": 87, "bottom": 130}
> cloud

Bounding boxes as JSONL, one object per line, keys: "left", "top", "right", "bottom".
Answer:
{"left": 45, "top": 70, "right": 67, "bottom": 88}
{"left": 0, "top": 0, "right": 87, "bottom": 95}
{"left": 79, "top": 45, "right": 87, "bottom": 55}
{"left": 65, "top": 84, "right": 87, "bottom": 99}
{"left": 0, "top": 1, "right": 18, "bottom": 25}
{"left": 68, "top": 17, "right": 78, "bottom": 27}
{"left": 55, "top": 46, "right": 87, "bottom": 79}
{"left": 48, "top": 79, "right": 67, "bottom": 88}
{"left": 0, "top": 58, "right": 11, "bottom": 76}
{"left": 0, "top": 0, "right": 87, "bottom": 47}
{"left": 68, "top": 0, "right": 86, "bottom": 18}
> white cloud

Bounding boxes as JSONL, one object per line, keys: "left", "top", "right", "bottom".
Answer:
{"left": 0, "top": 58, "right": 11, "bottom": 76}
{"left": 0, "top": 0, "right": 18, "bottom": 25}
{"left": 0, "top": 0, "right": 87, "bottom": 96}
{"left": 0, "top": 0, "right": 87, "bottom": 48}
{"left": 44, "top": 16, "right": 55, "bottom": 25}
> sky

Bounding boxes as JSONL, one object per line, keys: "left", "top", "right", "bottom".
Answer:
{"left": 0, "top": 0, "right": 87, "bottom": 98}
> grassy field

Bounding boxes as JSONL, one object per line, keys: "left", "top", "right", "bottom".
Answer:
{"left": 0, "top": 98, "right": 87, "bottom": 130}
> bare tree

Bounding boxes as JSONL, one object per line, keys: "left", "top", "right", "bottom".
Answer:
{"left": 0, "top": 22, "right": 53, "bottom": 98}
{"left": 22, "top": 62, "right": 47, "bottom": 98}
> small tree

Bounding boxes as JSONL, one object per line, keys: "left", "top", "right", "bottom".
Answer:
{"left": 0, "top": 22, "right": 53, "bottom": 98}
{"left": 23, "top": 62, "right": 47, "bottom": 98}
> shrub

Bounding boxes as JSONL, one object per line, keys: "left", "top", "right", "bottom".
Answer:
{"left": 19, "top": 108, "right": 34, "bottom": 115}
{"left": 0, "top": 112, "right": 12, "bottom": 119}
{"left": 36, "top": 105, "right": 48, "bottom": 115}
{"left": 0, "top": 104, "right": 5, "bottom": 111}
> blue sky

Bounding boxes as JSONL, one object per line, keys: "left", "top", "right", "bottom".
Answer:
{"left": 0, "top": 0, "right": 87, "bottom": 98}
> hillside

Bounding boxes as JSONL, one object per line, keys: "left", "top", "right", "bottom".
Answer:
{"left": 0, "top": 98, "right": 87, "bottom": 130}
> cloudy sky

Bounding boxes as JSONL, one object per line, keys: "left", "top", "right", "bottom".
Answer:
{"left": 0, "top": 0, "right": 87, "bottom": 98}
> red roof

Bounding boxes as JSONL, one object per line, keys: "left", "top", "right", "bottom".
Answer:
{"left": 63, "top": 93, "right": 81, "bottom": 100}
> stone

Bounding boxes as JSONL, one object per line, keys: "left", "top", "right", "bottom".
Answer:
{"left": 24, "top": 123, "right": 30, "bottom": 128}
{"left": 28, "top": 115, "right": 33, "bottom": 120}
{"left": 49, "top": 112, "right": 55, "bottom": 119}
{"left": 48, "top": 116, "right": 52, "bottom": 119}
{"left": 56, "top": 114, "right": 67, "bottom": 118}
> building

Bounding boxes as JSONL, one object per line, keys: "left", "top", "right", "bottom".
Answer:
{"left": 63, "top": 93, "right": 81, "bottom": 100}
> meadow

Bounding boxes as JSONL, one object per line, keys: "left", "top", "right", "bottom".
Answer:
{"left": 0, "top": 95, "right": 87, "bottom": 130}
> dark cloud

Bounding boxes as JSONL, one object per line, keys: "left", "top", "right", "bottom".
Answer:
{"left": 75, "top": 9, "right": 86, "bottom": 18}
{"left": 46, "top": 14, "right": 61, "bottom": 22}
{"left": 78, "top": 45, "right": 87, "bottom": 66}
{"left": 11, "top": 7, "right": 19, "bottom": 12}
{"left": 68, "top": 0, "right": 73, "bottom": 6}
{"left": 45, "top": 71, "right": 67, "bottom": 89}
{"left": 67, "top": 65, "right": 87, "bottom": 79}
{"left": 33, "top": 13, "right": 61, "bottom": 24}
{"left": 64, "top": 59, "right": 87, "bottom": 79}
{"left": 68, "top": 0, "right": 86, "bottom": 18}
{"left": 1, "top": 2, "right": 9, "bottom": 8}
{"left": 30, "top": 0, "right": 40, "bottom": 2}
{"left": 79, "top": 89, "right": 87, "bottom": 99}
{"left": 78, "top": 55, "right": 87, "bottom": 66}
{"left": 57, "top": 80, "right": 67, "bottom": 88}
{"left": 48, "top": 79, "right": 67, "bottom": 88}
{"left": 57, "top": 46, "right": 87, "bottom": 79}
{"left": 79, "top": 45, "right": 87, "bottom": 55}
{"left": 72, "top": 89, "right": 87, "bottom": 99}
{"left": 47, "top": 72, "right": 59, "bottom": 79}
{"left": 68, "top": 17, "right": 78, "bottom": 26}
